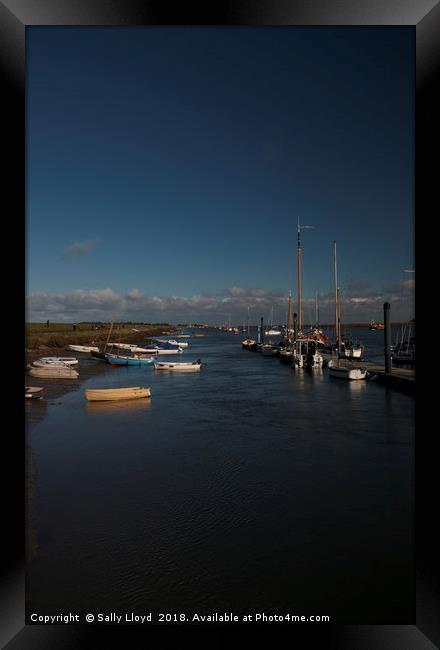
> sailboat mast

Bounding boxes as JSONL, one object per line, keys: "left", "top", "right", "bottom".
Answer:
{"left": 286, "top": 291, "right": 293, "bottom": 342}
{"left": 247, "top": 306, "right": 250, "bottom": 337}
{"left": 297, "top": 219, "right": 302, "bottom": 332}
{"left": 333, "top": 241, "right": 339, "bottom": 345}
{"left": 315, "top": 292, "right": 318, "bottom": 327}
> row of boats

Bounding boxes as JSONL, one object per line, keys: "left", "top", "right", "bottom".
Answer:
{"left": 241, "top": 331, "right": 367, "bottom": 380}
{"left": 26, "top": 334, "right": 203, "bottom": 399}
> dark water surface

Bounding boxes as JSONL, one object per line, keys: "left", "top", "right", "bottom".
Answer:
{"left": 27, "top": 328, "right": 414, "bottom": 623}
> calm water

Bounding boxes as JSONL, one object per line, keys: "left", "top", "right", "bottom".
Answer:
{"left": 27, "top": 328, "right": 414, "bottom": 623}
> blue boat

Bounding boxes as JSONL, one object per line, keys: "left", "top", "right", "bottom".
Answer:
{"left": 107, "top": 353, "right": 156, "bottom": 366}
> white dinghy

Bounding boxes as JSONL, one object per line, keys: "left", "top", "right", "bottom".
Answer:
{"left": 327, "top": 360, "right": 366, "bottom": 380}
{"left": 154, "top": 359, "right": 202, "bottom": 372}
{"left": 28, "top": 365, "right": 79, "bottom": 379}
{"left": 68, "top": 345, "right": 100, "bottom": 353}
{"left": 33, "top": 357, "right": 78, "bottom": 366}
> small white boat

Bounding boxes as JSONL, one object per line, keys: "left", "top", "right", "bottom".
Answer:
{"left": 327, "top": 360, "right": 366, "bottom": 380}
{"left": 84, "top": 386, "right": 151, "bottom": 401}
{"left": 154, "top": 360, "right": 202, "bottom": 371}
{"left": 153, "top": 338, "right": 189, "bottom": 347}
{"left": 68, "top": 345, "right": 100, "bottom": 353}
{"left": 33, "top": 357, "right": 78, "bottom": 366}
{"left": 25, "top": 386, "right": 45, "bottom": 399}
{"left": 28, "top": 365, "right": 79, "bottom": 379}
{"left": 264, "top": 329, "right": 282, "bottom": 336}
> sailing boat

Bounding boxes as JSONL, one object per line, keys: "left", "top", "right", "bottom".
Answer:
{"left": 279, "top": 291, "right": 295, "bottom": 364}
{"left": 242, "top": 307, "right": 256, "bottom": 349}
{"left": 327, "top": 242, "right": 366, "bottom": 380}
{"left": 265, "top": 305, "right": 281, "bottom": 336}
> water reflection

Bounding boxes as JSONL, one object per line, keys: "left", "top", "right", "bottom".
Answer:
{"left": 85, "top": 398, "right": 151, "bottom": 415}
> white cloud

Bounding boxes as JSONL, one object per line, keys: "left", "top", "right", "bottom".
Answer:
{"left": 64, "top": 239, "right": 98, "bottom": 258}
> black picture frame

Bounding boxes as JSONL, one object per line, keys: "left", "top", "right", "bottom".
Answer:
{"left": 3, "top": 1, "right": 438, "bottom": 647}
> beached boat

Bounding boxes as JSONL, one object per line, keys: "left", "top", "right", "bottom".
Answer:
{"left": 28, "top": 365, "right": 79, "bottom": 379}
{"left": 90, "top": 350, "right": 109, "bottom": 361}
{"left": 327, "top": 360, "right": 366, "bottom": 380}
{"left": 107, "top": 343, "right": 150, "bottom": 352}
{"left": 106, "top": 353, "right": 156, "bottom": 366}
{"left": 25, "top": 386, "right": 45, "bottom": 399}
{"left": 154, "top": 360, "right": 202, "bottom": 371}
{"left": 68, "top": 344, "right": 100, "bottom": 353}
{"left": 32, "top": 357, "right": 78, "bottom": 367}
{"left": 84, "top": 386, "right": 151, "bottom": 401}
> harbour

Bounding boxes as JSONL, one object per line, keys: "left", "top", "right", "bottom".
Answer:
{"left": 26, "top": 325, "right": 414, "bottom": 621}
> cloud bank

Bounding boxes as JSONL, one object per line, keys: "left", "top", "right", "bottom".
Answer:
{"left": 27, "top": 282, "right": 414, "bottom": 324}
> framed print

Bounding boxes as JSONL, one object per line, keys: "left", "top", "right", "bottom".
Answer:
{"left": 2, "top": 1, "right": 438, "bottom": 647}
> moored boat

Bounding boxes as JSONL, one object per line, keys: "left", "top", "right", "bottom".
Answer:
{"left": 68, "top": 345, "right": 99, "bottom": 353}
{"left": 261, "top": 344, "right": 279, "bottom": 356}
{"left": 25, "top": 386, "right": 45, "bottom": 399}
{"left": 33, "top": 356, "right": 78, "bottom": 366}
{"left": 28, "top": 365, "right": 79, "bottom": 379}
{"left": 84, "top": 386, "right": 151, "bottom": 401}
{"left": 91, "top": 350, "right": 109, "bottom": 361}
{"left": 327, "top": 360, "right": 366, "bottom": 380}
{"left": 106, "top": 353, "right": 156, "bottom": 366}
{"left": 154, "top": 359, "right": 202, "bottom": 371}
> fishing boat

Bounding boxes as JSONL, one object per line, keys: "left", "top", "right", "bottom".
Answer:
{"left": 28, "top": 365, "right": 79, "bottom": 379}
{"left": 369, "top": 320, "right": 384, "bottom": 331}
{"left": 32, "top": 357, "right": 78, "bottom": 367}
{"left": 25, "top": 386, "right": 45, "bottom": 399}
{"left": 84, "top": 386, "right": 151, "bottom": 401}
{"left": 68, "top": 344, "right": 100, "bottom": 353}
{"left": 106, "top": 353, "right": 156, "bottom": 366}
{"left": 154, "top": 359, "right": 202, "bottom": 371}
{"left": 327, "top": 360, "right": 367, "bottom": 380}
{"left": 292, "top": 339, "right": 324, "bottom": 368}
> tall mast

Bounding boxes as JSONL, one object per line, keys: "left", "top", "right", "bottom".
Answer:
{"left": 333, "top": 242, "right": 342, "bottom": 350}
{"left": 297, "top": 217, "right": 314, "bottom": 332}
{"left": 315, "top": 292, "right": 318, "bottom": 327}
{"left": 247, "top": 306, "right": 250, "bottom": 337}
{"left": 286, "top": 290, "right": 293, "bottom": 342}
{"left": 297, "top": 218, "right": 302, "bottom": 331}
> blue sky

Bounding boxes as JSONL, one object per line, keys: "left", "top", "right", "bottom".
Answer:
{"left": 27, "top": 27, "right": 414, "bottom": 323}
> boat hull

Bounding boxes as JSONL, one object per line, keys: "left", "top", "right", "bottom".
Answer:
{"left": 68, "top": 345, "right": 99, "bottom": 353}
{"left": 28, "top": 366, "right": 79, "bottom": 379}
{"left": 154, "top": 362, "right": 201, "bottom": 371}
{"left": 328, "top": 364, "right": 366, "bottom": 380}
{"left": 107, "top": 354, "right": 155, "bottom": 366}
{"left": 85, "top": 387, "right": 151, "bottom": 401}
